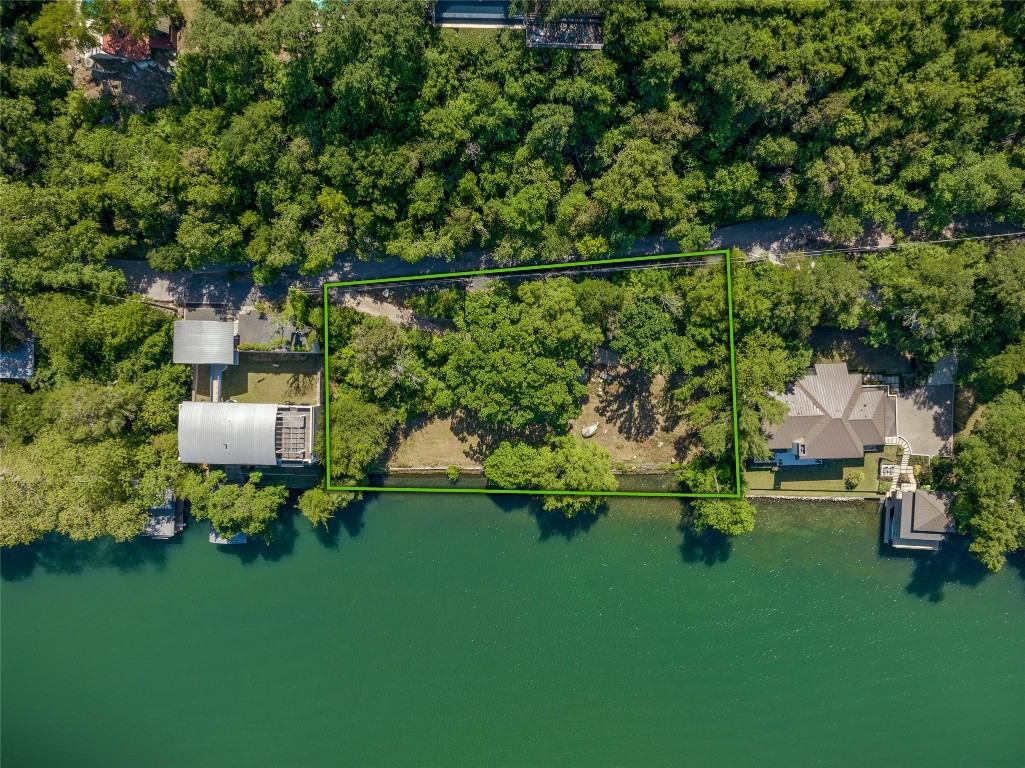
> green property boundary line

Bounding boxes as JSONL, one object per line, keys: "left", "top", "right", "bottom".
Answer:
{"left": 322, "top": 250, "right": 743, "bottom": 499}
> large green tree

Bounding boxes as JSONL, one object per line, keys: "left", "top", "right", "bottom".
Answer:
{"left": 484, "top": 436, "right": 618, "bottom": 517}
{"left": 445, "top": 280, "right": 601, "bottom": 432}
{"left": 952, "top": 391, "right": 1025, "bottom": 572}
{"left": 865, "top": 243, "right": 982, "bottom": 364}
{"left": 327, "top": 390, "right": 397, "bottom": 485}
{"left": 182, "top": 470, "right": 289, "bottom": 541}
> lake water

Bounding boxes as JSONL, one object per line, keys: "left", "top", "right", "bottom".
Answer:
{"left": 2, "top": 497, "right": 1023, "bottom": 767}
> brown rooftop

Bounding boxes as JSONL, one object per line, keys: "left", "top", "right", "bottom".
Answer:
{"left": 767, "top": 363, "right": 896, "bottom": 459}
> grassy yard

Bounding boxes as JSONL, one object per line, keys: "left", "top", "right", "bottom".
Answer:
{"left": 383, "top": 416, "right": 479, "bottom": 469}
{"left": 221, "top": 356, "right": 320, "bottom": 405}
{"left": 746, "top": 446, "right": 897, "bottom": 496}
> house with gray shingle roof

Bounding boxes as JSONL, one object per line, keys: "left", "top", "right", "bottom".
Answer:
{"left": 766, "top": 363, "right": 897, "bottom": 461}
{"left": 884, "top": 490, "right": 956, "bottom": 551}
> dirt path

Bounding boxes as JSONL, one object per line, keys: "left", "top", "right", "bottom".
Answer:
{"left": 111, "top": 213, "right": 1022, "bottom": 309}
{"left": 337, "top": 294, "right": 453, "bottom": 334}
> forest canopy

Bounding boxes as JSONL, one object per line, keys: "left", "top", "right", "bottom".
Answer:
{"left": 2, "top": 0, "right": 1023, "bottom": 293}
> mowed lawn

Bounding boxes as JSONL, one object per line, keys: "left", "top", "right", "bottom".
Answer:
{"left": 221, "top": 356, "right": 321, "bottom": 405}
{"left": 746, "top": 446, "right": 897, "bottom": 496}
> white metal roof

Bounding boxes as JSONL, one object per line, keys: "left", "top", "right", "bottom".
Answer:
{"left": 173, "top": 320, "right": 236, "bottom": 365}
{"left": 178, "top": 402, "right": 278, "bottom": 465}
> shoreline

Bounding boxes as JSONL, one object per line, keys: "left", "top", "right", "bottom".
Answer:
{"left": 374, "top": 469, "right": 882, "bottom": 503}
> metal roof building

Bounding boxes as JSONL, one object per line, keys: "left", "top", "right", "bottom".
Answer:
{"left": 431, "top": 1, "right": 523, "bottom": 27}
{"left": 178, "top": 401, "right": 316, "bottom": 466}
{"left": 173, "top": 320, "right": 236, "bottom": 365}
{"left": 179, "top": 402, "right": 279, "bottom": 465}
{"left": 885, "top": 490, "right": 955, "bottom": 551}
{"left": 766, "top": 363, "right": 896, "bottom": 460}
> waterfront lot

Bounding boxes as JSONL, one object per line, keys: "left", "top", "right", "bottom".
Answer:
{"left": 384, "top": 369, "right": 696, "bottom": 471}
{"left": 324, "top": 255, "right": 740, "bottom": 496}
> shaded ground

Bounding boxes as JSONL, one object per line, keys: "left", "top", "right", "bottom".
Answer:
{"left": 808, "top": 328, "right": 913, "bottom": 375}
{"left": 336, "top": 292, "right": 455, "bottom": 334}
{"left": 568, "top": 368, "right": 691, "bottom": 469}
{"left": 898, "top": 387, "right": 953, "bottom": 457}
{"left": 237, "top": 308, "right": 298, "bottom": 348}
{"left": 383, "top": 415, "right": 480, "bottom": 469}
{"left": 897, "top": 354, "right": 955, "bottom": 457}
{"left": 71, "top": 57, "right": 174, "bottom": 113}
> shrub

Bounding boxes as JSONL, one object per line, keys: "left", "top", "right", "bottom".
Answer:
{"left": 844, "top": 470, "right": 864, "bottom": 490}
{"left": 446, "top": 465, "right": 460, "bottom": 483}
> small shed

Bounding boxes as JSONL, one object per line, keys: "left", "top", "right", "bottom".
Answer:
{"left": 173, "top": 320, "right": 237, "bottom": 366}
{"left": 0, "top": 339, "right": 35, "bottom": 382}
{"left": 885, "top": 490, "right": 956, "bottom": 551}
{"left": 142, "top": 489, "right": 185, "bottom": 540}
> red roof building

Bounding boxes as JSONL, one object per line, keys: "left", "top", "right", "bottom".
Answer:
{"left": 100, "top": 20, "right": 176, "bottom": 61}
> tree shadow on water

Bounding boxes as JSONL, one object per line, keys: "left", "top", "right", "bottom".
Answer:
{"left": 313, "top": 497, "right": 368, "bottom": 549}
{"left": 532, "top": 504, "right": 605, "bottom": 541}
{"left": 899, "top": 536, "right": 991, "bottom": 603}
{"left": 677, "top": 505, "right": 732, "bottom": 566}
{"left": 678, "top": 525, "right": 733, "bottom": 566}
{"left": 1, "top": 533, "right": 180, "bottom": 581}
{"left": 485, "top": 491, "right": 606, "bottom": 541}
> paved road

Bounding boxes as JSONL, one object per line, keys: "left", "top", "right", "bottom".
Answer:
{"left": 110, "top": 213, "right": 1020, "bottom": 309}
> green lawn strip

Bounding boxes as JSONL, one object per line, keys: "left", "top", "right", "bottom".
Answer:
{"left": 746, "top": 451, "right": 890, "bottom": 493}
{"left": 222, "top": 356, "right": 320, "bottom": 404}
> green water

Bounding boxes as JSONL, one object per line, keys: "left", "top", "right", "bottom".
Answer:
{"left": 2, "top": 497, "right": 1023, "bottom": 767}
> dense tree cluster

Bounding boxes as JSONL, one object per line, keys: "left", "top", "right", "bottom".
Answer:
{"left": 3, "top": 1, "right": 1023, "bottom": 293}
{"left": 484, "top": 436, "right": 617, "bottom": 516}
{"left": 0, "top": 293, "right": 300, "bottom": 545}
{"left": 0, "top": 295, "right": 191, "bottom": 546}
{"left": 952, "top": 392, "right": 1025, "bottom": 572}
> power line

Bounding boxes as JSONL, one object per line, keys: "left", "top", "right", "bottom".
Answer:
{"left": 799, "top": 230, "right": 1024, "bottom": 257}
{"left": 56, "top": 285, "right": 178, "bottom": 312}
{"left": 322, "top": 231, "right": 1023, "bottom": 294}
